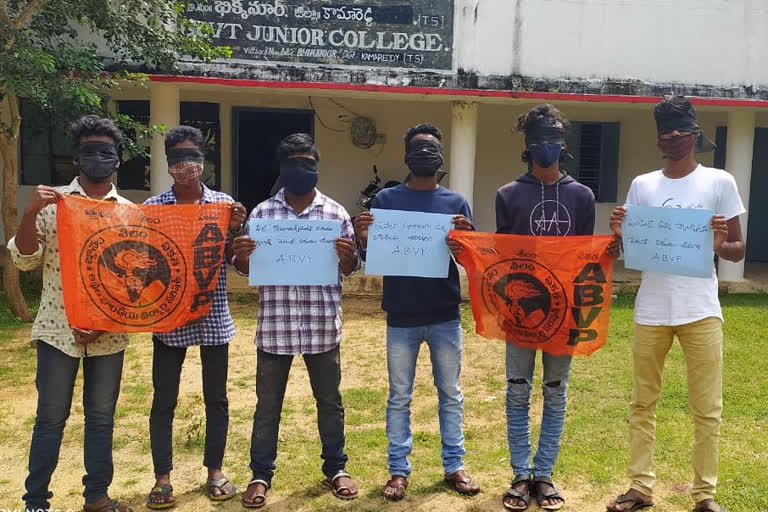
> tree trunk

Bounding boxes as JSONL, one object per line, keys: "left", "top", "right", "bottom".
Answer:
{"left": 1, "top": 94, "right": 33, "bottom": 322}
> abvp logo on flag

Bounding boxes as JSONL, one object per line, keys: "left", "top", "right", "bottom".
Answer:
{"left": 58, "top": 196, "right": 231, "bottom": 332}
{"left": 452, "top": 231, "right": 615, "bottom": 356}
{"left": 79, "top": 224, "right": 186, "bottom": 327}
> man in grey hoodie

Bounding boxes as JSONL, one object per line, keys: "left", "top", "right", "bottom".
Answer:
{"left": 496, "top": 104, "right": 595, "bottom": 511}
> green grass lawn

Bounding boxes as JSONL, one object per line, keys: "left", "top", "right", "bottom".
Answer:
{"left": 0, "top": 293, "right": 765, "bottom": 511}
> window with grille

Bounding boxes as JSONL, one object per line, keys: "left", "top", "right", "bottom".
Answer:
{"left": 561, "top": 121, "right": 620, "bottom": 203}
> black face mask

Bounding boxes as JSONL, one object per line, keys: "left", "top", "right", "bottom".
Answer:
{"left": 405, "top": 139, "right": 444, "bottom": 176}
{"left": 166, "top": 147, "right": 204, "bottom": 167}
{"left": 75, "top": 141, "right": 119, "bottom": 180}
{"left": 280, "top": 157, "right": 318, "bottom": 196}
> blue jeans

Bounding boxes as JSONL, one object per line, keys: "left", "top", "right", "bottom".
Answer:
{"left": 506, "top": 342, "right": 572, "bottom": 479}
{"left": 23, "top": 341, "right": 124, "bottom": 511}
{"left": 386, "top": 319, "right": 465, "bottom": 477}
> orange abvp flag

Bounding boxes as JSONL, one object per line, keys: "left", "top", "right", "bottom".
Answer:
{"left": 452, "top": 231, "right": 615, "bottom": 356}
{"left": 58, "top": 195, "right": 231, "bottom": 332}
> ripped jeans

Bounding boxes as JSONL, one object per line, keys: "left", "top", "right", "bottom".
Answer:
{"left": 505, "top": 342, "right": 572, "bottom": 479}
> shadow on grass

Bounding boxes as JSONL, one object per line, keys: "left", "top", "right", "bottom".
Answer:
{"left": 118, "top": 477, "right": 496, "bottom": 512}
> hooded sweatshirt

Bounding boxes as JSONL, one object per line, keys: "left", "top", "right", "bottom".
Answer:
{"left": 495, "top": 173, "right": 595, "bottom": 236}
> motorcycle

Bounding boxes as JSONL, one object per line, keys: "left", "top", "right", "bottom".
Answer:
{"left": 358, "top": 165, "right": 401, "bottom": 210}
{"left": 358, "top": 165, "right": 448, "bottom": 210}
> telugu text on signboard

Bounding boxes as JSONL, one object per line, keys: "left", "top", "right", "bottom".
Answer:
{"left": 184, "top": 0, "right": 455, "bottom": 70}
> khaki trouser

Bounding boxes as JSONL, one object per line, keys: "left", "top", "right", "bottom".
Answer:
{"left": 628, "top": 317, "right": 723, "bottom": 503}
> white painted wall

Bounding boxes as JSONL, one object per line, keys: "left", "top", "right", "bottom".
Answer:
{"left": 456, "top": 0, "right": 768, "bottom": 87}
{"left": 0, "top": 87, "right": 748, "bottom": 244}
{"left": 178, "top": 87, "right": 452, "bottom": 217}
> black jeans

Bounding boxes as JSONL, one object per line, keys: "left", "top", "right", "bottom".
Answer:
{"left": 250, "top": 346, "right": 348, "bottom": 485}
{"left": 23, "top": 342, "right": 124, "bottom": 511}
{"left": 149, "top": 338, "right": 229, "bottom": 475}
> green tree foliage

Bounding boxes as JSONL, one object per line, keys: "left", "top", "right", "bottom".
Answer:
{"left": 0, "top": 0, "right": 230, "bottom": 320}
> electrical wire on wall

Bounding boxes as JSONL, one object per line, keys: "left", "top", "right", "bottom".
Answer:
{"left": 308, "top": 96, "right": 346, "bottom": 133}
{"left": 329, "top": 98, "right": 361, "bottom": 118}
{"left": 308, "top": 96, "right": 382, "bottom": 151}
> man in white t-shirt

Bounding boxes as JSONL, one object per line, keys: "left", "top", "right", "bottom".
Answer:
{"left": 607, "top": 96, "right": 746, "bottom": 512}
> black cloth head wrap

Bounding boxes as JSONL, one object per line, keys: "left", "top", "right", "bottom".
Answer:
{"left": 654, "top": 102, "right": 715, "bottom": 153}
{"left": 404, "top": 139, "right": 444, "bottom": 176}
{"left": 524, "top": 117, "right": 567, "bottom": 147}
{"left": 75, "top": 141, "right": 118, "bottom": 160}
{"left": 166, "top": 147, "right": 204, "bottom": 166}
{"left": 522, "top": 117, "right": 574, "bottom": 164}
{"left": 405, "top": 138, "right": 443, "bottom": 155}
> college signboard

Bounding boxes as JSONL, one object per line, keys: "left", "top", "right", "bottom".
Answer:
{"left": 184, "top": 0, "right": 455, "bottom": 70}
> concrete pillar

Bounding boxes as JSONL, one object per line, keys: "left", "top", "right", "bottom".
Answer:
{"left": 719, "top": 110, "right": 755, "bottom": 282}
{"left": 219, "top": 102, "right": 233, "bottom": 196}
{"left": 149, "top": 82, "right": 180, "bottom": 194}
{"left": 448, "top": 101, "right": 478, "bottom": 208}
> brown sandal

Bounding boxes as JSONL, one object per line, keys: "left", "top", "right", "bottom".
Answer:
{"left": 445, "top": 469, "right": 480, "bottom": 495}
{"left": 383, "top": 475, "right": 408, "bottom": 501}
{"left": 84, "top": 497, "right": 133, "bottom": 512}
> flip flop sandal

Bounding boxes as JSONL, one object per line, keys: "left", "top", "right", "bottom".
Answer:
{"left": 503, "top": 475, "right": 532, "bottom": 511}
{"left": 241, "top": 479, "right": 269, "bottom": 509}
{"left": 444, "top": 470, "right": 480, "bottom": 495}
{"left": 146, "top": 484, "right": 175, "bottom": 510}
{"left": 383, "top": 475, "right": 408, "bottom": 501}
{"left": 207, "top": 477, "right": 237, "bottom": 502}
{"left": 693, "top": 503, "right": 728, "bottom": 512}
{"left": 534, "top": 478, "right": 565, "bottom": 511}
{"left": 323, "top": 470, "right": 359, "bottom": 500}
{"left": 83, "top": 498, "right": 133, "bottom": 512}
{"left": 607, "top": 493, "right": 654, "bottom": 512}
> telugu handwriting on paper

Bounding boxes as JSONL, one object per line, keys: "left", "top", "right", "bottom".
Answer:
{"left": 365, "top": 209, "right": 454, "bottom": 278}
{"left": 248, "top": 219, "right": 341, "bottom": 286}
{"left": 623, "top": 206, "right": 714, "bottom": 278}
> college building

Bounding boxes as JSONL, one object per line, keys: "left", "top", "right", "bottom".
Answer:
{"left": 2, "top": 0, "right": 767, "bottom": 283}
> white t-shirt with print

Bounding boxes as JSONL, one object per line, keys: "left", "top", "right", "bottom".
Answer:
{"left": 626, "top": 164, "right": 746, "bottom": 326}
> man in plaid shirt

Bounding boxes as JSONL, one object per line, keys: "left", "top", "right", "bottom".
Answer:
{"left": 232, "top": 133, "right": 360, "bottom": 508}
{"left": 144, "top": 126, "right": 246, "bottom": 509}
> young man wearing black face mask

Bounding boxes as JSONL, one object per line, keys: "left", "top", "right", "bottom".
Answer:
{"left": 607, "top": 97, "right": 745, "bottom": 512}
{"left": 494, "top": 104, "right": 595, "bottom": 511}
{"left": 143, "top": 126, "right": 246, "bottom": 508}
{"left": 231, "top": 133, "right": 360, "bottom": 508}
{"left": 353, "top": 123, "right": 478, "bottom": 501}
{"left": 9, "top": 115, "right": 134, "bottom": 512}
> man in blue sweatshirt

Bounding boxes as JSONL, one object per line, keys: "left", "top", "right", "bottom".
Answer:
{"left": 353, "top": 123, "right": 479, "bottom": 501}
{"left": 496, "top": 105, "right": 595, "bottom": 511}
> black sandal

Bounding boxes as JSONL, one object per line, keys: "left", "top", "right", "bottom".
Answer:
{"left": 503, "top": 475, "right": 532, "bottom": 511}
{"left": 534, "top": 477, "right": 565, "bottom": 511}
{"left": 146, "top": 484, "right": 175, "bottom": 510}
{"left": 607, "top": 493, "right": 654, "bottom": 512}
